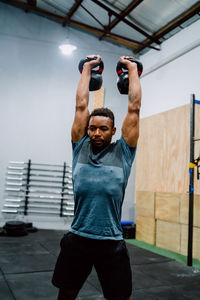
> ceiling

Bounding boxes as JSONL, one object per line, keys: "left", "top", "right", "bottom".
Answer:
{"left": 1, "top": 0, "right": 200, "bottom": 56}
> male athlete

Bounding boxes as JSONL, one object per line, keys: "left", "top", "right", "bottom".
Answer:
{"left": 52, "top": 55, "right": 142, "bottom": 300}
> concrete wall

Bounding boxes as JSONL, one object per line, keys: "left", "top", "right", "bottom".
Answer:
{"left": 140, "top": 18, "right": 200, "bottom": 118}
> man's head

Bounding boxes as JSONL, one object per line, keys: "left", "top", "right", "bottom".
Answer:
{"left": 88, "top": 108, "right": 116, "bottom": 152}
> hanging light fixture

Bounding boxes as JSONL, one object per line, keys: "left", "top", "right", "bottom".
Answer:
{"left": 59, "top": 43, "right": 77, "bottom": 55}
{"left": 59, "top": 25, "right": 77, "bottom": 55}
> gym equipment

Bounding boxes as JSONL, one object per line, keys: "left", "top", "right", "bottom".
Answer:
{"left": 2, "top": 221, "right": 38, "bottom": 236}
{"left": 122, "top": 225, "right": 135, "bottom": 239}
{"left": 3, "top": 221, "right": 28, "bottom": 236}
{"left": 121, "top": 221, "right": 136, "bottom": 239}
{"left": 2, "top": 160, "right": 74, "bottom": 217}
{"left": 116, "top": 58, "right": 143, "bottom": 94}
{"left": 25, "top": 222, "right": 38, "bottom": 233}
{"left": 78, "top": 57, "right": 104, "bottom": 91}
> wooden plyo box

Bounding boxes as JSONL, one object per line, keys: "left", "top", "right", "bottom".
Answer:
{"left": 136, "top": 191, "right": 200, "bottom": 258}
{"left": 180, "top": 224, "right": 200, "bottom": 260}
{"left": 136, "top": 215, "right": 156, "bottom": 245}
{"left": 180, "top": 194, "right": 200, "bottom": 227}
{"left": 136, "top": 191, "right": 155, "bottom": 218}
{"left": 156, "top": 220, "right": 181, "bottom": 253}
{"left": 135, "top": 105, "right": 190, "bottom": 194}
{"left": 155, "top": 192, "right": 180, "bottom": 223}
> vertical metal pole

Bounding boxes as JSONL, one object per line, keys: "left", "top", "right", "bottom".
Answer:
{"left": 60, "top": 162, "right": 66, "bottom": 217}
{"left": 24, "top": 159, "right": 31, "bottom": 216}
{"left": 187, "top": 94, "right": 195, "bottom": 266}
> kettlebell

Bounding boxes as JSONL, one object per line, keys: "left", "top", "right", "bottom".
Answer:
{"left": 78, "top": 57, "right": 104, "bottom": 91}
{"left": 116, "top": 58, "right": 143, "bottom": 95}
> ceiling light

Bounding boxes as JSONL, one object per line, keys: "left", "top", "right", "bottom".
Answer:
{"left": 59, "top": 44, "right": 77, "bottom": 55}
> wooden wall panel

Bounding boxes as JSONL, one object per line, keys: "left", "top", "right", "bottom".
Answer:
{"left": 135, "top": 104, "right": 200, "bottom": 194}
{"left": 194, "top": 103, "right": 200, "bottom": 166}
{"left": 136, "top": 216, "right": 156, "bottom": 245}
{"left": 156, "top": 220, "right": 181, "bottom": 253}
{"left": 179, "top": 194, "right": 189, "bottom": 225}
{"left": 180, "top": 194, "right": 200, "bottom": 227}
{"left": 136, "top": 191, "right": 155, "bottom": 218}
{"left": 155, "top": 192, "right": 180, "bottom": 223}
{"left": 180, "top": 224, "right": 200, "bottom": 260}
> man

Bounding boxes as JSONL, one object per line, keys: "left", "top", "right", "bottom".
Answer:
{"left": 52, "top": 55, "right": 142, "bottom": 300}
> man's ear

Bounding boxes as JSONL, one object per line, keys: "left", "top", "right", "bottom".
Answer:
{"left": 112, "top": 127, "right": 116, "bottom": 136}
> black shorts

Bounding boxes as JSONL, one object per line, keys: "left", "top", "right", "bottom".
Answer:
{"left": 52, "top": 232, "right": 132, "bottom": 300}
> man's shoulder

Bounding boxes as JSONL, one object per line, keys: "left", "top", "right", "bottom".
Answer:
{"left": 72, "top": 134, "right": 90, "bottom": 156}
{"left": 119, "top": 136, "right": 137, "bottom": 166}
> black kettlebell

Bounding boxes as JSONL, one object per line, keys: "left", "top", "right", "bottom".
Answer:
{"left": 78, "top": 57, "right": 104, "bottom": 91}
{"left": 116, "top": 58, "right": 143, "bottom": 95}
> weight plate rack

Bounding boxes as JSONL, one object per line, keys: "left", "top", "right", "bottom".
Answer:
{"left": 2, "top": 160, "right": 74, "bottom": 217}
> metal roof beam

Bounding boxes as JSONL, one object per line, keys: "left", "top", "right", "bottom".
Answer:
{"left": 80, "top": 4, "right": 105, "bottom": 28}
{"left": 105, "top": 31, "right": 160, "bottom": 51}
{"left": 90, "top": 0, "right": 160, "bottom": 44}
{"left": 27, "top": 0, "right": 36, "bottom": 6}
{"left": 0, "top": 0, "right": 61, "bottom": 16}
{"left": 24, "top": 0, "right": 36, "bottom": 13}
{"left": 63, "top": 0, "right": 84, "bottom": 27}
{"left": 135, "top": 1, "right": 200, "bottom": 54}
{"left": 0, "top": 0, "right": 138, "bottom": 50}
{"left": 70, "top": 19, "right": 159, "bottom": 50}
{"left": 99, "top": 0, "right": 144, "bottom": 39}
{"left": 0, "top": 0, "right": 159, "bottom": 51}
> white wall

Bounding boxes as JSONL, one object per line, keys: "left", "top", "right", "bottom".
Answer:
{"left": 140, "top": 18, "right": 200, "bottom": 118}
{"left": 0, "top": 3, "right": 135, "bottom": 227}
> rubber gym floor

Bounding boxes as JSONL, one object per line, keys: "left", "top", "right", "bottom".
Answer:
{"left": 0, "top": 229, "right": 200, "bottom": 300}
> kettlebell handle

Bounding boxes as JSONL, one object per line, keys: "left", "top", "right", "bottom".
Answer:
{"left": 116, "top": 58, "right": 143, "bottom": 77}
{"left": 78, "top": 57, "right": 104, "bottom": 91}
{"left": 78, "top": 58, "right": 104, "bottom": 74}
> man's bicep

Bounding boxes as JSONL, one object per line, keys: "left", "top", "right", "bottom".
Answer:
{"left": 122, "top": 110, "right": 139, "bottom": 147}
{"left": 71, "top": 108, "right": 90, "bottom": 143}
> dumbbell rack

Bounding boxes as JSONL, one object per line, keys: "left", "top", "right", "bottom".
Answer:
{"left": 2, "top": 160, "right": 74, "bottom": 217}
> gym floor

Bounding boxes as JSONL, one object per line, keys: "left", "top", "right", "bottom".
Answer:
{"left": 0, "top": 228, "right": 200, "bottom": 300}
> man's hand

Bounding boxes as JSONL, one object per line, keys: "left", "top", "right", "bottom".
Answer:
{"left": 120, "top": 56, "right": 138, "bottom": 72}
{"left": 83, "top": 55, "right": 101, "bottom": 70}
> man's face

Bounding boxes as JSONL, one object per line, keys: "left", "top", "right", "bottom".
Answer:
{"left": 88, "top": 116, "right": 116, "bottom": 152}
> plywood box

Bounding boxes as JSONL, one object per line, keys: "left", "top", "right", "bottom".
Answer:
{"left": 135, "top": 105, "right": 190, "bottom": 194}
{"left": 136, "top": 215, "right": 156, "bottom": 245}
{"left": 155, "top": 192, "right": 180, "bottom": 223}
{"left": 195, "top": 195, "right": 200, "bottom": 227}
{"left": 156, "top": 220, "right": 181, "bottom": 253}
{"left": 180, "top": 194, "right": 200, "bottom": 227}
{"left": 180, "top": 224, "right": 200, "bottom": 260}
{"left": 136, "top": 191, "right": 155, "bottom": 218}
{"left": 180, "top": 193, "right": 189, "bottom": 225}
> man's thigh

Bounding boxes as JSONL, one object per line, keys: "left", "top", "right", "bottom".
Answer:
{"left": 52, "top": 232, "right": 93, "bottom": 290}
{"left": 94, "top": 240, "right": 132, "bottom": 300}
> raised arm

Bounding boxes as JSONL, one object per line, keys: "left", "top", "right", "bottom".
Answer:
{"left": 121, "top": 56, "right": 142, "bottom": 147}
{"left": 71, "top": 55, "right": 101, "bottom": 143}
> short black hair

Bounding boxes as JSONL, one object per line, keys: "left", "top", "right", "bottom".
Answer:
{"left": 89, "top": 107, "right": 115, "bottom": 128}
